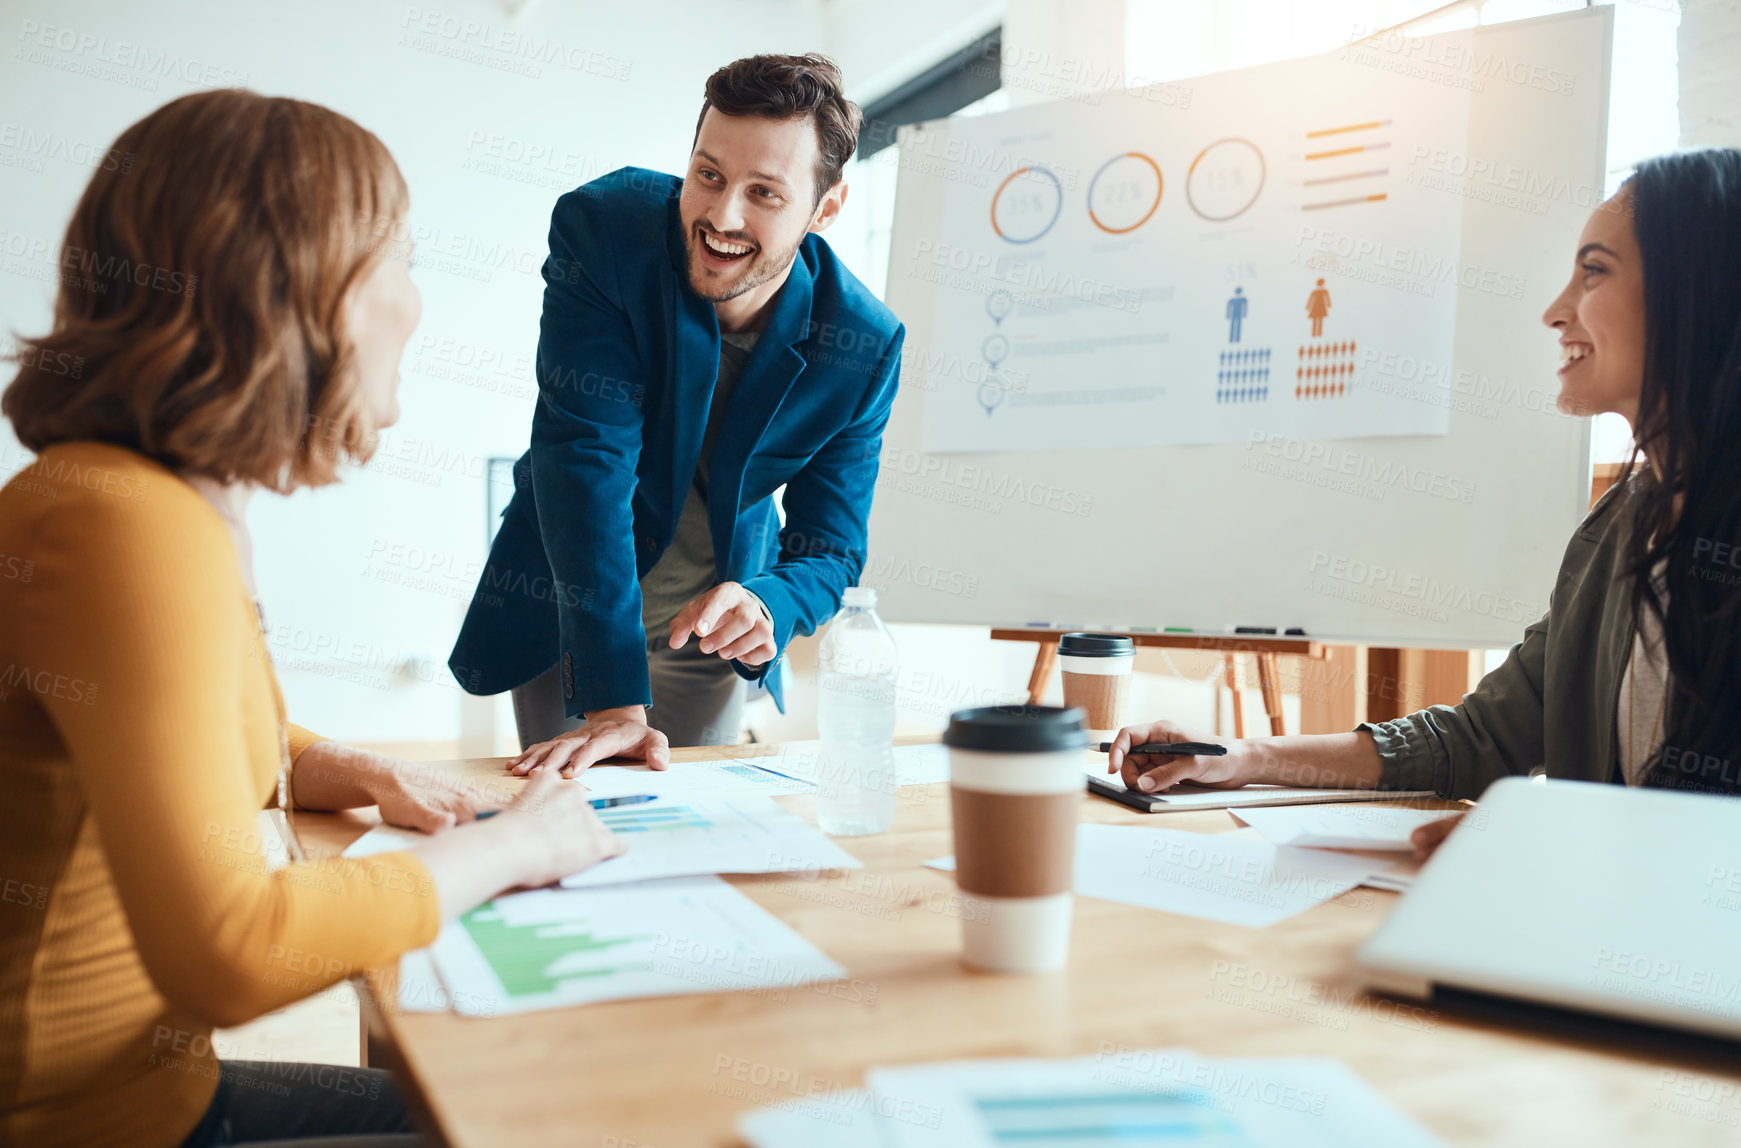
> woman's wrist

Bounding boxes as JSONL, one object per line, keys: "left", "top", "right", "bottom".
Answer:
{"left": 1226, "top": 737, "right": 1324, "bottom": 787}
{"left": 1229, "top": 738, "right": 1283, "bottom": 784}
{"left": 414, "top": 815, "right": 542, "bottom": 924}
{"left": 1230, "top": 732, "right": 1384, "bottom": 790}
{"left": 347, "top": 750, "right": 404, "bottom": 801}
{"left": 468, "top": 811, "right": 547, "bottom": 889}
{"left": 291, "top": 741, "right": 396, "bottom": 811}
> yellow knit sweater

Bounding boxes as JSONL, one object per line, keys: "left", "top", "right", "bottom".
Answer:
{"left": 0, "top": 442, "right": 439, "bottom": 1147}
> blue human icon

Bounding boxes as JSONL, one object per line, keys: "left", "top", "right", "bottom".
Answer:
{"left": 978, "top": 375, "right": 1006, "bottom": 415}
{"left": 1226, "top": 287, "right": 1249, "bottom": 344}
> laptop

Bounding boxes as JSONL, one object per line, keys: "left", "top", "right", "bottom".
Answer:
{"left": 1358, "top": 776, "right": 1741, "bottom": 1041}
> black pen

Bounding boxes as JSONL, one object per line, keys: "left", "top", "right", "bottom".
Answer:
{"left": 1095, "top": 741, "right": 1228, "bottom": 756}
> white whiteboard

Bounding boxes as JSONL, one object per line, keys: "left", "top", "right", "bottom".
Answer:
{"left": 915, "top": 29, "right": 1474, "bottom": 453}
{"left": 866, "top": 7, "right": 1610, "bottom": 649}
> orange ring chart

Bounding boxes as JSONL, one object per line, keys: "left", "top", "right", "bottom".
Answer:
{"left": 1186, "top": 138, "right": 1266, "bottom": 222}
{"left": 989, "top": 165, "right": 1063, "bottom": 244}
{"left": 1087, "top": 152, "right": 1164, "bottom": 234}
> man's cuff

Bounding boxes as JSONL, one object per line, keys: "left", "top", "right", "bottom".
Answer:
{"left": 743, "top": 587, "right": 773, "bottom": 624}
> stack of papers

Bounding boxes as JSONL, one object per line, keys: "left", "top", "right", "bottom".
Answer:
{"left": 1231, "top": 805, "right": 1457, "bottom": 852}
{"left": 558, "top": 796, "right": 861, "bottom": 887}
{"left": 1074, "top": 825, "right": 1387, "bottom": 927}
{"left": 582, "top": 757, "right": 817, "bottom": 798}
{"left": 424, "top": 877, "right": 842, "bottom": 1016}
{"left": 348, "top": 793, "right": 861, "bottom": 889}
{"left": 735, "top": 741, "right": 952, "bottom": 787}
{"left": 738, "top": 1049, "right": 1445, "bottom": 1147}
{"left": 924, "top": 825, "right": 1389, "bottom": 928}
{"left": 1229, "top": 805, "right": 1458, "bottom": 893}
{"left": 344, "top": 759, "right": 861, "bottom": 1015}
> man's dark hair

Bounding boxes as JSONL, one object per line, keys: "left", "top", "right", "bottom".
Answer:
{"left": 693, "top": 54, "right": 862, "bottom": 207}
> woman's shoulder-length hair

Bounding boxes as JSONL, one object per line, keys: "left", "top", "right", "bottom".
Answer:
{"left": 3, "top": 88, "right": 408, "bottom": 491}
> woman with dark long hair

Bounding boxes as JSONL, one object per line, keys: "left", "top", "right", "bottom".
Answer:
{"left": 1105, "top": 149, "right": 1741, "bottom": 855}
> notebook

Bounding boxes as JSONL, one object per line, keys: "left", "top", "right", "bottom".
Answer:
{"left": 1084, "top": 766, "right": 1435, "bottom": 813}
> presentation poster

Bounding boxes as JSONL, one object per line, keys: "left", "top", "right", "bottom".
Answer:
{"left": 913, "top": 30, "right": 1475, "bottom": 453}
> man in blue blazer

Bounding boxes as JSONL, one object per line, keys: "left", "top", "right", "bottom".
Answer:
{"left": 449, "top": 54, "right": 902, "bottom": 773}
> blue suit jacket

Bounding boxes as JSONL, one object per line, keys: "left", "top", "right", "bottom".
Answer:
{"left": 449, "top": 168, "right": 903, "bottom": 716}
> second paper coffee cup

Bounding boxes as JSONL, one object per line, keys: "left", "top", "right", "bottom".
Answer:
{"left": 944, "top": 705, "right": 1088, "bottom": 973}
{"left": 1057, "top": 633, "right": 1136, "bottom": 740}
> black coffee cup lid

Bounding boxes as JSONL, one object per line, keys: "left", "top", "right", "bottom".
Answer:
{"left": 1058, "top": 632, "right": 1134, "bottom": 657}
{"left": 943, "top": 705, "right": 1089, "bottom": 753}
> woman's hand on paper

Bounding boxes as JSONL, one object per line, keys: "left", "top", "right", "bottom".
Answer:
{"left": 416, "top": 766, "right": 627, "bottom": 919}
{"left": 370, "top": 758, "right": 509, "bottom": 832}
{"left": 291, "top": 741, "right": 506, "bottom": 832}
{"left": 1106, "top": 720, "right": 1247, "bottom": 793}
{"left": 1410, "top": 812, "right": 1464, "bottom": 864}
{"left": 494, "top": 766, "right": 627, "bottom": 888}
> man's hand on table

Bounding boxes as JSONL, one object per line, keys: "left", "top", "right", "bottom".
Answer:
{"left": 668, "top": 582, "right": 776, "bottom": 666}
{"left": 506, "top": 705, "right": 671, "bottom": 777}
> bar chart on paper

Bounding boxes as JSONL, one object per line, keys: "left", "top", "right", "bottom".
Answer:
{"left": 428, "top": 877, "right": 846, "bottom": 1015}
{"left": 594, "top": 804, "right": 714, "bottom": 832}
{"left": 559, "top": 796, "right": 862, "bottom": 889}
{"left": 457, "top": 903, "right": 651, "bottom": 998}
{"left": 576, "top": 760, "right": 819, "bottom": 800}
{"left": 841, "top": 1054, "right": 1448, "bottom": 1148}
{"left": 969, "top": 1092, "right": 1257, "bottom": 1147}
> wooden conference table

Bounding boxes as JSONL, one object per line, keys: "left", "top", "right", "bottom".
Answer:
{"left": 296, "top": 742, "right": 1741, "bottom": 1147}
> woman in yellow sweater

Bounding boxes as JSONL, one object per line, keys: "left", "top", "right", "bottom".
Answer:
{"left": 0, "top": 91, "right": 622, "bottom": 1146}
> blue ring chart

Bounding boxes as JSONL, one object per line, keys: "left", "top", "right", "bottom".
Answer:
{"left": 990, "top": 165, "right": 1064, "bottom": 244}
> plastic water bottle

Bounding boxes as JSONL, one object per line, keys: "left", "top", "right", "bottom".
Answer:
{"left": 816, "top": 586, "right": 898, "bottom": 836}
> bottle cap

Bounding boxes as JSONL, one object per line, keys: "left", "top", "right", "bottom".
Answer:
{"left": 842, "top": 586, "right": 878, "bottom": 609}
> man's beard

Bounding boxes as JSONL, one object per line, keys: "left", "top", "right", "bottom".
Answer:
{"left": 685, "top": 225, "right": 800, "bottom": 303}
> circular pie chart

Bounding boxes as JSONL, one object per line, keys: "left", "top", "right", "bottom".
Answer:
{"left": 990, "top": 165, "right": 1064, "bottom": 244}
{"left": 1186, "top": 138, "right": 1266, "bottom": 222}
{"left": 1087, "top": 152, "right": 1164, "bottom": 234}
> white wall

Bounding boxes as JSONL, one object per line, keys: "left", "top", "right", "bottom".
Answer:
{"left": 1679, "top": 0, "right": 1741, "bottom": 148}
{"left": 1, "top": 0, "right": 1688, "bottom": 751}
{"left": 0, "top": 0, "right": 992, "bottom": 750}
{"left": 824, "top": 0, "right": 1002, "bottom": 106}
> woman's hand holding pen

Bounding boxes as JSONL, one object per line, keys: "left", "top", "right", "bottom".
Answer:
{"left": 1105, "top": 720, "right": 1249, "bottom": 793}
{"left": 1106, "top": 723, "right": 1387, "bottom": 796}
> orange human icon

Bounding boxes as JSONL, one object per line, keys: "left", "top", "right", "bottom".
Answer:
{"left": 1306, "top": 278, "right": 1331, "bottom": 337}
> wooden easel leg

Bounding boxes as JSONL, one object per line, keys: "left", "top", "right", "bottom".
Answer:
{"left": 1224, "top": 653, "right": 1246, "bottom": 738}
{"left": 1257, "top": 651, "right": 1285, "bottom": 735}
{"left": 1026, "top": 641, "right": 1059, "bottom": 706}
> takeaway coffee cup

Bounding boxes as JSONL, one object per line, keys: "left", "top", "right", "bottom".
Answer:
{"left": 1057, "top": 633, "right": 1136, "bottom": 740}
{"left": 944, "top": 705, "right": 1088, "bottom": 973}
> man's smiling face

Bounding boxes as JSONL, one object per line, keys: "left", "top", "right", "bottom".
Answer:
{"left": 678, "top": 109, "right": 826, "bottom": 306}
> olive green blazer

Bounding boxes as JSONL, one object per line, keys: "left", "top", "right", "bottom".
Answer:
{"left": 1364, "top": 481, "right": 1640, "bottom": 799}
